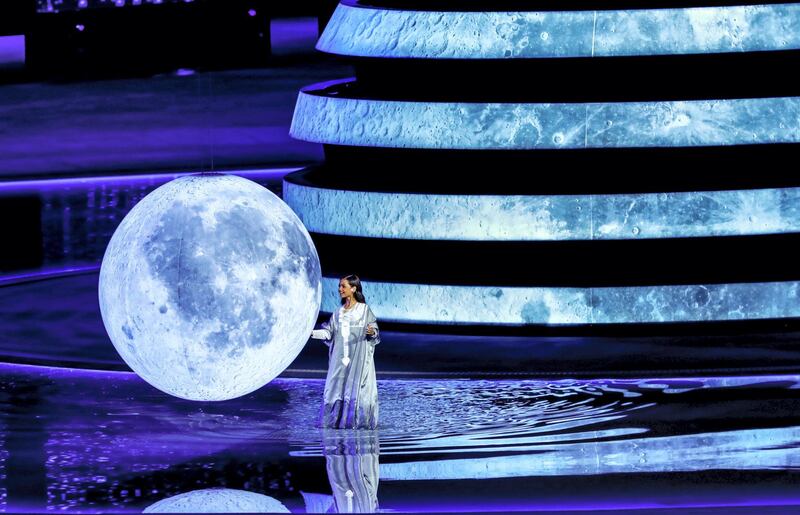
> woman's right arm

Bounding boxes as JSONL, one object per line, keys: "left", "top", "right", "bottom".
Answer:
{"left": 311, "top": 314, "right": 334, "bottom": 346}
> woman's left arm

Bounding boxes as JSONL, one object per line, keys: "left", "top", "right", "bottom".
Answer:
{"left": 366, "top": 306, "right": 381, "bottom": 346}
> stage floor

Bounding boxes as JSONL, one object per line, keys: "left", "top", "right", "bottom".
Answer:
{"left": 2, "top": 16, "right": 800, "bottom": 515}
{"left": 1, "top": 361, "right": 800, "bottom": 513}
{"left": 0, "top": 18, "right": 340, "bottom": 180}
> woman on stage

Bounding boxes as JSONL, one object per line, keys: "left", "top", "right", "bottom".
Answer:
{"left": 311, "top": 274, "right": 381, "bottom": 429}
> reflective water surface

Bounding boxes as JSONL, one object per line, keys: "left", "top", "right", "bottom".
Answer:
{"left": 1, "top": 362, "right": 799, "bottom": 512}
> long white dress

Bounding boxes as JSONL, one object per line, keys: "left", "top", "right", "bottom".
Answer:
{"left": 311, "top": 302, "right": 380, "bottom": 429}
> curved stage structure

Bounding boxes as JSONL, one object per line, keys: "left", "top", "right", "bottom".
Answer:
{"left": 288, "top": 0, "right": 800, "bottom": 329}
{"left": 284, "top": 171, "right": 800, "bottom": 240}
{"left": 292, "top": 81, "right": 800, "bottom": 150}
{"left": 320, "top": 277, "right": 800, "bottom": 325}
{"left": 320, "top": 0, "right": 800, "bottom": 58}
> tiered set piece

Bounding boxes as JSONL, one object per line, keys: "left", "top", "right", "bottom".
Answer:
{"left": 288, "top": 0, "right": 800, "bottom": 327}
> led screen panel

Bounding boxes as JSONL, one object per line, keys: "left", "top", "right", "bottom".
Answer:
{"left": 284, "top": 180, "right": 800, "bottom": 240}
{"left": 320, "top": 1, "right": 800, "bottom": 58}
{"left": 320, "top": 277, "right": 800, "bottom": 324}
{"left": 292, "top": 84, "right": 800, "bottom": 149}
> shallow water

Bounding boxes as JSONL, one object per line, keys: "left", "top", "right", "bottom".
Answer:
{"left": 1, "top": 361, "right": 799, "bottom": 512}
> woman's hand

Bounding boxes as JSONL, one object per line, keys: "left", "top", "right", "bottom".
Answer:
{"left": 366, "top": 325, "right": 376, "bottom": 337}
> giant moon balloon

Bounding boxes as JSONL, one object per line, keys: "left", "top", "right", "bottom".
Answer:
{"left": 144, "top": 488, "right": 290, "bottom": 513}
{"left": 98, "top": 173, "right": 322, "bottom": 401}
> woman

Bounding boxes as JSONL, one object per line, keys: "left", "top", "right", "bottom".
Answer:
{"left": 311, "top": 274, "right": 381, "bottom": 429}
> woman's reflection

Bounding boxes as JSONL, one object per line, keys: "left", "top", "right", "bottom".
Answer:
{"left": 321, "top": 429, "right": 380, "bottom": 513}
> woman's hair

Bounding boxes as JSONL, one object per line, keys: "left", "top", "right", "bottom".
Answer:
{"left": 341, "top": 274, "right": 367, "bottom": 305}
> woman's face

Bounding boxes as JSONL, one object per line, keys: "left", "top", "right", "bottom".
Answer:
{"left": 339, "top": 279, "right": 355, "bottom": 299}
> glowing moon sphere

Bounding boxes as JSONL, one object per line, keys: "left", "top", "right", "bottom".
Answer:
{"left": 98, "top": 173, "right": 322, "bottom": 401}
{"left": 144, "top": 488, "right": 291, "bottom": 513}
